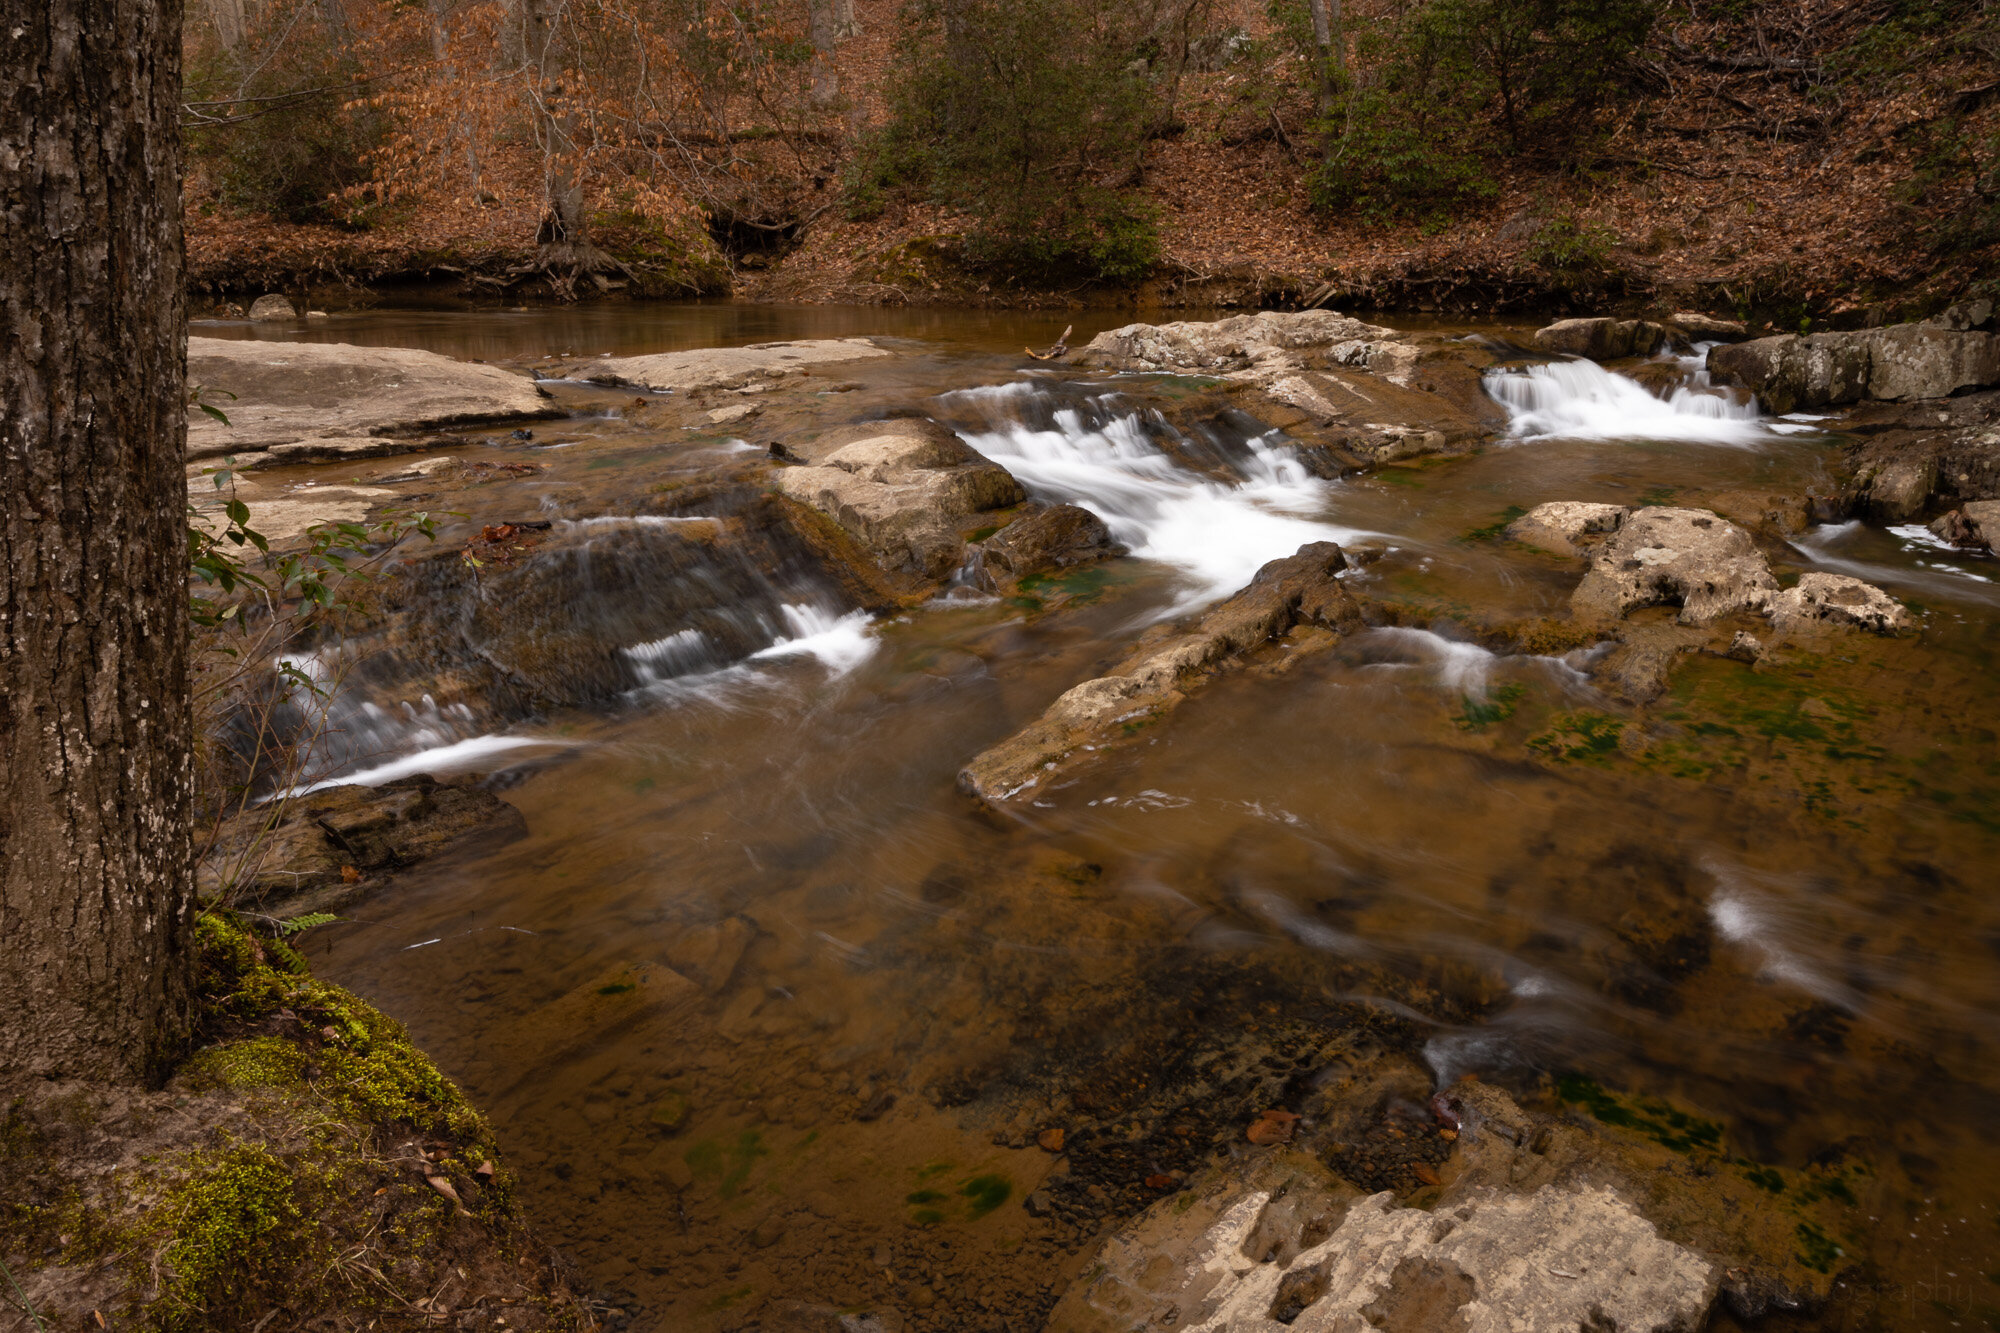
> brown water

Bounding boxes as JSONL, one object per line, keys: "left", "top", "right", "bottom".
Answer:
{"left": 234, "top": 306, "right": 2000, "bottom": 1332}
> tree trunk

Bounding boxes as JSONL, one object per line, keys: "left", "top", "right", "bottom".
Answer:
{"left": 809, "top": 0, "right": 839, "bottom": 106}
{"left": 1305, "top": 0, "right": 1342, "bottom": 110}
{"left": 0, "top": 0, "right": 195, "bottom": 1087}
{"left": 210, "top": 0, "right": 246, "bottom": 49}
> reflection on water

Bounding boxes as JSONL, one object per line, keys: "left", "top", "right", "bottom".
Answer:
{"left": 294, "top": 309, "right": 2000, "bottom": 1332}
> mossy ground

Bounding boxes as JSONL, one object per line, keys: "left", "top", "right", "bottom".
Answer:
{"left": 0, "top": 913, "right": 594, "bottom": 1332}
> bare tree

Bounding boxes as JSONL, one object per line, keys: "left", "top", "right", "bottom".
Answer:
{"left": 1305, "top": 0, "right": 1343, "bottom": 110}
{"left": 1, "top": 0, "right": 196, "bottom": 1084}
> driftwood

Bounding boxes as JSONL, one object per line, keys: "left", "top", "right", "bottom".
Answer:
{"left": 1026, "top": 325, "right": 1073, "bottom": 361}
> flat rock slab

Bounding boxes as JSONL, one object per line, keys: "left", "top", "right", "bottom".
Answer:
{"left": 187, "top": 336, "right": 559, "bottom": 459}
{"left": 567, "top": 338, "right": 893, "bottom": 392}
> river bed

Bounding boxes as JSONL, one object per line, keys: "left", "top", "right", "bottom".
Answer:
{"left": 205, "top": 306, "right": 2000, "bottom": 1332}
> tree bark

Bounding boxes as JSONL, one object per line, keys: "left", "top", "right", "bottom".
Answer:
{"left": 210, "top": 0, "right": 247, "bottom": 49}
{"left": 809, "top": 0, "right": 840, "bottom": 106}
{"left": 1, "top": 0, "right": 195, "bottom": 1086}
{"left": 1305, "top": 0, "right": 1342, "bottom": 109}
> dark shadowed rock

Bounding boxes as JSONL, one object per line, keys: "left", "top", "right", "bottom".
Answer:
{"left": 1708, "top": 322, "right": 2000, "bottom": 412}
{"left": 1930, "top": 499, "right": 2000, "bottom": 548}
{"left": 982, "top": 502, "right": 1123, "bottom": 577}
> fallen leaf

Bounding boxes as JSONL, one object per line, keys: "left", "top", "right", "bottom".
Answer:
{"left": 1412, "top": 1163, "right": 1441, "bottom": 1187}
{"left": 426, "top": 1174, "right": 463, "bottom": 1204}
{"left": 1037, "top": 1128, "right": 1065, "bottom": 1152}
{"left": 1247, "top": 1109, "right": 1300, "bottom": 1146}
{"left": 340, "top": 864, "right": 361, "bottom": 883}
{"left": 475, "top": 1159, "right": 496, "bottom": 1180}
{"left": 1143, "top": 1173, "right": 1177, "bottom": 1190}
{"left": 1439, "top": 1128, "right": 1458, "bottom": 1141}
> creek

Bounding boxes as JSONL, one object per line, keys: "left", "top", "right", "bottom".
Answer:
{"left": 200, "top": 306, "right": 2000, "bottom": 1332}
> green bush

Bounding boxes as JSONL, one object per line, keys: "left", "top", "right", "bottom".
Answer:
{"left": 1307, "top": 0, "right": 1654, "bottom": 220}
{"left": 855, "top": 0, "right": 1164, "bottom": 283}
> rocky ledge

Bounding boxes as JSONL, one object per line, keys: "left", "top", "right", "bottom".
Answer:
{"left": 186, "top": 336, "right": 560, "bottom": 462}
{"left": 1707, "top": 300, "right": 2000, "bottom": 413}
{"left": 1072, "top": 311, "right": 1503, "bottom": 466}
{"left": 959, "top": 543, "right": 1363, "bottom": 805}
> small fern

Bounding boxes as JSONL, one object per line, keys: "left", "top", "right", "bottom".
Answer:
{"left": 277, "top": 912, "right": 339, "bottom": 937}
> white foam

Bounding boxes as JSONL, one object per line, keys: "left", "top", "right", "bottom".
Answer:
{"left": 1486, "top": 354, "right": 1772, "bottom": 446}
{"left": 944, "top": 382, "right": 1375, "bottom": 615}
{"left": 285, "top": 734, "right": 577, "bottom": 796}
{"left": 748, "top": 604, "right": 877, "bottom": 676}
{"left": 1709, "top": 888, "right": 1866, "bottom": 1011}
{"left": 557, "top": 515, "right": 709, "bottom": 532}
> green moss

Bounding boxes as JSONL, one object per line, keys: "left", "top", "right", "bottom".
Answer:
{"left": 178, "top": 1037, "right": 307, "bottom": 1092}
{"left": 905, "top": 1189, "right": 946, "bottom": 1204}
{"left": 959, "top": 1173, "right": 1012, "bottom": 1217}
{"left": 1527, "top": 711, "right": 1625, "bottom": 762}
{"left": 1460, "top": 504, "right": 1529, "bottom": 543}
{"left": 685, "top": 1129, "right": 768, "bottom": 1198}
{"left": 151, "top": 1142, "right": 318, "bottom": 1331}
{"left": 1556, "top": 1076, "right": 1723, "bottom": 1154}
{"left": 1453, "top": 682, "right": 1526, "bottom": 730}
{"left": 1795, "top": 1220, "right": 1844, "bottom": 1272}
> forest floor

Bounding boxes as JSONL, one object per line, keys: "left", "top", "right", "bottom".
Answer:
{"left": 186, "top": 0, "right": 2000, "bottom": 326}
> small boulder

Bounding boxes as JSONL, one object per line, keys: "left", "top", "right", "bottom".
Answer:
{"left": 1531, "top": 318, "right": 1670, "bottom": 361}
{"left": 1770, "top": 573, "right": 1911, "bottom": 634}
{"left": 1669, "top": 312, "right": 1749, "bottom": 342}
{"left": 982, "top": 502, "right": 1123, "bottom": 577}
{"left": 1505, "top": 501, "right": 1629, "bottom": 556}
{"left": 249, "top": 293, "right": 298, "bottom": 322}
{"left": 1924, "top": 299, "right": 1995, "bottom": 332}
{"left": 1929, "top": 499, "right": 2000, "bottom": 548}
{"left": 1571, "top": 507, "right": 1777, "bottom": 624}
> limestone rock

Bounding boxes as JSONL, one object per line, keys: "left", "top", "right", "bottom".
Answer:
{"left": 1669, "top": 311, "right": 1749, "bottom": 342}
{"left": 1925, "top": 298, "right": 1995, "bottom": 332}
{"left": 187, "top": 336, "right": 559, "bottom": 460}
{"left": 981, "top": 502, "right": 1123, "bottom": 577}
{"left": 1571, "top": 507, "right": 1777, "bottom": 625}
{"left": 1080, "top": 310, "right": 1396, "bottom": 375}
{"left": 248, "top": 293, "right": 298, "bottom": 321}
{"left": 1930, "top": 499, "right": 2000, "bottom": 548}
{"left": 1531, "top": 317, "right": 1671, "bottom": 360}
{"left": 571, "top": 338, "right": 892, "bottom": 393}
{"left": 960, "top": 542, "right": 1359, "bottom": 803}
{"left": 1861, "top": 455, "right": 1939, "bottom": 521}
{"left": 705, "top": 403, "right": 761, "bottom": 426}
{"left": 1770, "top": 572, "right": 1911, "bottom": 634}
{"left": 777, "top": 418, "right": 1026, "bottom": 578}
{"left": 1708, "top": 324, "right": 2000, "bottom": 412}
{"left": 1504, "top": 501, "right": 1628, "bottom": 556}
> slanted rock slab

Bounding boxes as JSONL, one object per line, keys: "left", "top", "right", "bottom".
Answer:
{"left": 187, "top": 336, "right": 559, "bottom": 459}
{"left": 570, "top": 337, "right": 893, "bottom": 392}
{"left": 1532, "top": 317, "right": 1671, "bottom": 360}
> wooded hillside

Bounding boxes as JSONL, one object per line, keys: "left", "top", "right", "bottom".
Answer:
{"left": 183, "top": 0, "right": 2000, "bottom": 321}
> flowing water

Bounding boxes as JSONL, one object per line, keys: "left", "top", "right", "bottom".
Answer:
{"left": 211, "top": 308, "right": 2000, "bottom": 1331}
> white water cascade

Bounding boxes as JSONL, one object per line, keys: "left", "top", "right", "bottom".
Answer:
{"left": 1485, "top": 347, "right": 1774, "bottom": 446}
{"left": 941, "top": 381, "right": 1375, "bottom": 614}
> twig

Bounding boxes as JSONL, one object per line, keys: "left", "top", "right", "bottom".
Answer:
{"left": 0, "top": 1256, "right": 49, "bottom": 1333}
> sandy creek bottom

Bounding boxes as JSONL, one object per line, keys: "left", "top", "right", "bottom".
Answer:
{"left": 212, "top": 306, "right": 2000, "bottom": 1332}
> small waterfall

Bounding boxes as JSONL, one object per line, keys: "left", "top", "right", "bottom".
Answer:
{"left": 1485, "top": 347, "right": 1772, "bottom": 446}
{"left": 938, "top": 381, "right": 1374, "bottom": 613}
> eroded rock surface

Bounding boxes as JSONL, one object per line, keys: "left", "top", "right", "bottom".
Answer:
{"left": 1708, "top": 304, "right": 2000, "bottom": 413}
{"left": 1504, "top": 501, "right": 1629, "bottom": 556}
{"left": 777, "top": 418, "right": 1027, "bottom": 577}
{"left": 1076, "top": 311, "right": 1501, "bottom": 464}
{"left": 1771, "top": 572, "right": 1913, "bottom": 634}
{"left": 959, "top": 542, "right": 1361, "bottom": 804}
{"left": 1930, "top": 499, "right": 2000, "bottom": 547}
{"left": 979, "top": 501, "right": 1123, "bottom": 578}
{"left": 1571, "top": 507, "right": 1779, "bottom": 625}
{"left": 569, "top": 337, "right": 893, "bottom": 392}
{"left": 187, "top": 336, "right": 559, "bottom": 460}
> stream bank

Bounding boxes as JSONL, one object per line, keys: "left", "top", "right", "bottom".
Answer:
{"left": 163, "top": 304, "right": 2000, "bottom": 1332}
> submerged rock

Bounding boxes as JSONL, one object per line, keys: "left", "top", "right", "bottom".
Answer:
{"left": 186, "top": 336, "right": 560, "bottom": 460}
{"left": 1669, "top": 311, "right": 1750, "bottom": 342}
{"left": 960, "top": 542, "right": 1360, "bottom": 804}
{"left": 198, "top": 774, "right": 526, "bottom": 916}
{"left": 777, "top": 417, "right": 1026, "bottom": 578}
{"left": 1532, "top": 317, "right": 1671, "bottom": 360}
{"left": 1571, "top": 507, "right": 1778, "bottom": 625}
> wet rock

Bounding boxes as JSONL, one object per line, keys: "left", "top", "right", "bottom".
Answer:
{"left": 960, "top": 542, "right": 1361, "bottom": 804}
{"left": 248, "top": 293, "right": 297, "bottom": 321}
{"left": 705, "top": 403, "right": 761, "bottom": 426}
{"left": 1929, "top": 499, "right": 2000, "bottom": 547}
{"left": 1503, "top": 501, "right": 1628, "bottom": 556}
{"left": 664, "top": 916, "right": 758, "bottom": 994}
{"left": 777, "top": 418, "right": 1026, "bottom": 578}
{"left": 1571, "top": 507, "right": 1777, "bottom": 625}
{"left": 1833, "top": 391, "right": 2000, "bottom": 518}
{"left": 1860, "top": 454, "right": 1939, "bottom": 521}
{"left": 1532, "top": 317, "right": 1671, "bottom": 360}
{"left": 187, "top": 336, "right": 559, "bottom": 460}
{"left": 1592, "top": 624, "right": 1712, "bottom": 704}
{"left": 1708, "top": 322, "right": 2000, "bottom": 413}
{"left": 568, "top": 338, "right": 892, "bottom": 392}
{"left": 1770, "top": 573, "right": 1912, "bottom": 635}
{"left": 198, "top": 774, "right": 526, "bottom": 915}
{"left": 981, "top": 502, "right": 1123, "bottom": 578}
{"left": 1077, "top": 311, "right": 1500, "bottom": 464}
{"left": 1668, "top": 311, "right": 1749, "bottom": 342}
